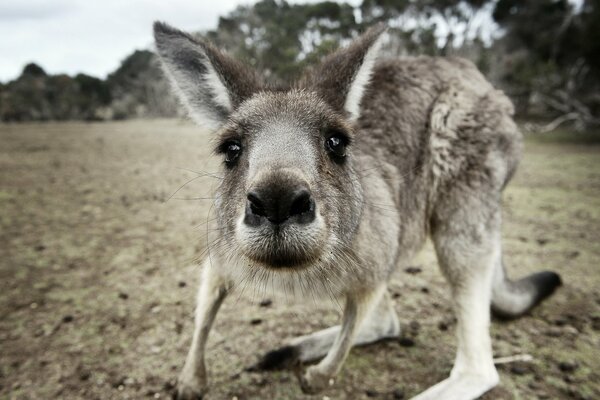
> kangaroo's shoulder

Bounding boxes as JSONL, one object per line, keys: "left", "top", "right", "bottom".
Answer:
{"left": 360, "top": 55, "right": 505, "bottom": 140}
{"left": 361, "top": 55, "right": 521, "bottom": 190}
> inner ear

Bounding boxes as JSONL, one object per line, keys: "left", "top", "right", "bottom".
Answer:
{"left": 153, "top": 22, "right": 261, "bottom": 130}
{"left": 301, "top": 24, "right": 387, "bottom": 121}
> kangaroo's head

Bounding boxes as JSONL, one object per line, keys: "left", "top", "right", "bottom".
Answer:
{"left": 154, "top": 22, "right": 386, "bottom": 271}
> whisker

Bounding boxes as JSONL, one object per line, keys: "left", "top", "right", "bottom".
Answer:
{"left": 167, "top": 167, "right": 223, "bottom": 202}
{"left": 175, "top": 166, "right": 223, "bottom": 180}
{"left": 172, "top": 196, "right": 219, "bottom": 201}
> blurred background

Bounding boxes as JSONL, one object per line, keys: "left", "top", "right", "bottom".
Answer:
{"left": 1, "top": 1, "right": 599, "bottom": 400}
{"left": 1, "top": 0, "right": 599, "bottom": 131}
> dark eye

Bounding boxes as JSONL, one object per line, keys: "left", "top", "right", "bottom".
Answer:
{"left": 224, "top": 142, "right": 242, "bottom": 164}
{"left": 325, "top": 134, "right": 347, "bottom": 159}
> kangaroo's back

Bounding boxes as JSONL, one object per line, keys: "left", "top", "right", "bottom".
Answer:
{"left": 358, "top": 56, "right": 522, "bottom": 209}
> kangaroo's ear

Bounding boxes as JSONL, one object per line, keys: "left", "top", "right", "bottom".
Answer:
{"left": 153, "top": 22, "right": 260, "bottom": 130}
{"left": 303, "top": 24, "right": 387, "bottom": 121}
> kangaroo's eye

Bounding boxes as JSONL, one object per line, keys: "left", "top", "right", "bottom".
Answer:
{"left": 225, "top": 142, "right": 242, "bottom": 164}
{"left": 325, "top": 134, "right": 347, "bottom": 159}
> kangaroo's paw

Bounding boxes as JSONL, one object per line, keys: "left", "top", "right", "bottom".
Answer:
{"left": 410, "top": 372, "right": 499, "bottom": 400}
{"left": 174, "top": 384, "right": 206, "bottom": 400}
{"left": 174, "top": 371, "right": 208, "bottom": 400}
{"left": 297, "top": 365, "right": 332, "bottom": 395}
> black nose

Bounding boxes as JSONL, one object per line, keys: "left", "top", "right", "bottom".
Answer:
{"left": 245, "top": 186, "right": 315, "bottom": 226}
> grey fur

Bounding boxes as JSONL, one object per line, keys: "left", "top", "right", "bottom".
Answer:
{"left": 153, "top": 22, "right": 561, "bottom": 400}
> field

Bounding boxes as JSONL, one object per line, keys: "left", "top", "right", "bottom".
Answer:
{"left": 1, "top": 120, "right": 599, "bottom": 400}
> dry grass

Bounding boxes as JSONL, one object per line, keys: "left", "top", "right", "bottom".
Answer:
{"left": 1, "top": 120, "right": 599, "bottom": 399}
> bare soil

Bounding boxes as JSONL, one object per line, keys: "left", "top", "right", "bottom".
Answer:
{"left": 1, "top": 120, "right": 599, "bottom": 400}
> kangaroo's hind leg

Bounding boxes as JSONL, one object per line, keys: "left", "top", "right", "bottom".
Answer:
{"left": 412, "top": 191, "right": 502, "bottom": 400}
{"left": 256, "top": 287, "right": 400, "bottom": 371}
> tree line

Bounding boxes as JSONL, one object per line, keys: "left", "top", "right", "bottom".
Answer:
{"left": 1, "top": 0, "right": 598, "bottom": 130}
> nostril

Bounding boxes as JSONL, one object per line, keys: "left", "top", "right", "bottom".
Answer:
{"left": 246, "top": 186, "right": 315, "bottom": 226}
{"left": 247, "top": 191, "right": 266, "bottom": 217}
{"left": 289, "top": 190, "right": 313, "bottom": 217}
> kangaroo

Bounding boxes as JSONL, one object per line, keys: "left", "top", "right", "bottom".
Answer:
{"left": 153, "top": 22, "right": 562, "bottom": 400}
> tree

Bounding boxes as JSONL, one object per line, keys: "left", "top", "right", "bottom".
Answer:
{"left": 22, "top": 63, "right": 47, "bottom": 77}
{"left": 207, "top": 0, "right": 359, "bottom": 84}
{"left": 493, "top": 0, "right": 600, "bottom": 129}
{"left": 360, "top": 0, "right": 495, "bottom": 56}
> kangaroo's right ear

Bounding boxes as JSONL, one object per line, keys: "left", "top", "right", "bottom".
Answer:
{"left": 153, "top": 22, "right": 261, "bottom": 130}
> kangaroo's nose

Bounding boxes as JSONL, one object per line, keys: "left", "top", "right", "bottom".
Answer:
{"left": 245, "top": 185, "right": 315, "bottom": 226}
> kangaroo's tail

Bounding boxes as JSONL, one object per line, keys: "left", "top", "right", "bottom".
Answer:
{"left": 491, "top": 262, "right": 562, "bottom": 319}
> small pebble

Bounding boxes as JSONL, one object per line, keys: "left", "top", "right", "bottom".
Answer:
{"left": 79, "top": 370, "right": 91, "bottom": 381}
{"left": 558, "top": 361, "right": 578, "bottom": 373}
{"left": 259, "top": 299, "right": 272, "bottom": 307}
{"left": 553, "top": 317, "right": 567, "bottom": 327}
{"left": 438, "top": 321, "right": 449, "bottom": 331}
{"left": 409, "top": 321, "right": 420, "bottom": 334}
{"left": 404, "top": 266, "right": 422, "bottom": 274}
{"left": 590, "top": 316, "right": 600, "bottom": 331}
{"left": 163, "top": 380, "right": 175, "bottom": 390}
{"left": 174, "top": 322, "right": 183, "bottom": 334}
{"left": 563, "top": 325, "right": 579, "bottom": 335}
{"left": 510, "top": 365, "right": 529, "bottom": 375}
{"left": 545, "top": 327, "right": 562, "bottom": 337}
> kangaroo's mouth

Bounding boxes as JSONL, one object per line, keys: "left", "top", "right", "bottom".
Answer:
{"left": 240, "top": 230, "right": 325, "bottom": 269}
{"left": 236, "top": 215, "right": 327, "bottom": 270}
{"left": 245, "top": 250, "right": 320, "bottom": 269}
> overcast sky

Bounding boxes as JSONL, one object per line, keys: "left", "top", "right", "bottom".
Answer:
{"left": 1, "top": 0, "right": 583, "bottom": 83}
{"left": 0, "top": 0, "right": 361, "bottom": 82}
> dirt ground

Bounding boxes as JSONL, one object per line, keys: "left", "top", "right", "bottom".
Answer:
{"left": 1, "top": 120, "right": 599, "bottom": 400}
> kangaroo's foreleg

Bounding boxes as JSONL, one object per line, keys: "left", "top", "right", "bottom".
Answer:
{"left": 297, "top": 284, "right": 386, "bottom": 394}
{"left": 257, "top": 289, "right": 399, "bottom": 370}
{"left": 176, "top": 261, "right": 230, "bottom": 400}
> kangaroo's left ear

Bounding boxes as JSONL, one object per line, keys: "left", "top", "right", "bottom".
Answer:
{"left": 302, "top": 24, "right": 387, "bottom": 121}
